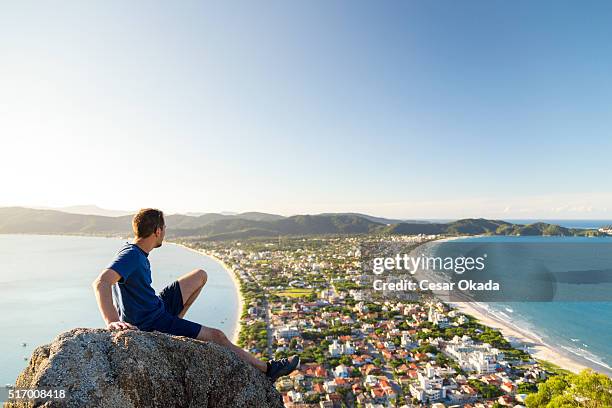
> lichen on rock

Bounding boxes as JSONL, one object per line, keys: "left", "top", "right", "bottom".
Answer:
{"left": 7, "top": 328, "right": 283, "bottom": 408}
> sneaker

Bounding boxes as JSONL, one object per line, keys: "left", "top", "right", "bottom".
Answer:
{"left": 265, "top": 355, "right": 300, "bottom": 382}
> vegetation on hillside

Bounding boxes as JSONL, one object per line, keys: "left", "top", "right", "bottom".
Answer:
{"left": 0, "top": 207, "right": 604, "bottom": 239}
{"left": 525, "top": 369, "right": 612, "bottom": 408}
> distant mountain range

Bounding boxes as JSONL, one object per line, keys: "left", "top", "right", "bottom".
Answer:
{"left": 384, "top": 218, "right": 601, "bottom": 237}
{"left": 0, "top": 207, "right": 604, "bottom": 240}
{"left": 33, "top": 205, "right": 136, "bottom": 217}
{"left": 316, "top": 212, "right": 430, "bottom": 225}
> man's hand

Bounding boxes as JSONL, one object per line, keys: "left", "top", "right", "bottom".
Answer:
{"left": 107, "top": 321, "right": 138, "bottom": 331}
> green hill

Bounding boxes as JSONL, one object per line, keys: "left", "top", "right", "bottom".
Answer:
{"left": 0, "top": 207, "right": 132, "bottom": 235}
{"left": 172, "top": 214, "right": 382, "bottom": 237}
{"left": 385, "top": 218, "right": 602, "bottom": 238}
{"left": 0, "top": 207, "right": 602, "bottom": 240}
{"left": 385, "top": 218, "right": 514, "bottom": 235}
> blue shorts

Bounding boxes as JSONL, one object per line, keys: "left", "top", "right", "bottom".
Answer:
{"left": 146, "top": 280, "right": 202, "bottom": 339}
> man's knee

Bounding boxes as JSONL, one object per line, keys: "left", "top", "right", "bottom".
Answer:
{"left": 195, "top": 269, "right": 207, "bottom": 288}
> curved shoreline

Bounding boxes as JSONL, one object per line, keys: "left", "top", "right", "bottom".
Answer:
{"left": 171, "top": 243, "right": 243, "bottom": 344}
{"left": 450, "top": 301, "right": 596, "bottom": 374}
{"left": 429, "top": 236, "right": 611, "bottom": 376}
{"left": 173, "top": 237, "right": 611, "bottom": 376}
{"left": 207, "top": 253, "right": 243, "bottom": 344}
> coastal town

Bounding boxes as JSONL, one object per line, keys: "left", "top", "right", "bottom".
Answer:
{"left": 181, "top": 235, "right": 558, "bottom": 408}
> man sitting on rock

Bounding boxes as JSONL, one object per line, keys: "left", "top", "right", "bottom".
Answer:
{"left": 92, "top": 208, "right": 299, "bottom": 382}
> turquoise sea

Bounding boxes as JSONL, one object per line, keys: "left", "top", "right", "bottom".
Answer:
{"left": 0, "top": 234, "right": 240, "bottom": 385}
{"left": 431, "top": 236, "right": 612, "bottom": 376}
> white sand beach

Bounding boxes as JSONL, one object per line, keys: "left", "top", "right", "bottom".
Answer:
{"left": 452, "top": 301, "right": 589, "bottom": 374}
{"left": 430, "top": 236, "right": 601, "bottom": 374}
{"left": 171, "top": 243, "right": 243, "bottom": 343}
{"left": 208, "top": 254, "right": 243, "bottom": 344}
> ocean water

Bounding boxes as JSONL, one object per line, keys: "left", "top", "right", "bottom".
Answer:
{"left": 0, "top": 234, "right": 239, "bottom": 385}
{"left": 435, "top": 236, "right": 612, "bottom": 375}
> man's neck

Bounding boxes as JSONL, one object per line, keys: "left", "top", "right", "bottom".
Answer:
{"left": 133, "top": 238, "right": 155, "bottom": 254}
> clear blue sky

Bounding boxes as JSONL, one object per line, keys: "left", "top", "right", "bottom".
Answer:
{"left": 1, "top": 1, "right": 611, "bottom": 218}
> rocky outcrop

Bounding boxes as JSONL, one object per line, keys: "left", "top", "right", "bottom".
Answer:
{"left": 8, "top": 328, "right": 283, "bottom": 408}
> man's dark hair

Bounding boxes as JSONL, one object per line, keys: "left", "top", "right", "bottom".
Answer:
{"left": 132, "top": 208, "right": 165, "bottom": 238}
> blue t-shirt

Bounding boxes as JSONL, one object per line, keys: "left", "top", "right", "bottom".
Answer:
{"left": 108, "top": 243, "right": 164, "bottom": 329}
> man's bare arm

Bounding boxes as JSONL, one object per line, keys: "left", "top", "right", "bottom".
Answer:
{"left": 92, "top": 269, "right": 137, "bottom": 330}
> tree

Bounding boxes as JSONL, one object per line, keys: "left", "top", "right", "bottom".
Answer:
{"left": 525, "top": 369, "right": 612, "bottom": 408}
{"left": 416, "top": 343, "right": 437, "bottom": 354}
{"left": 389, "top": 359, "right": 402, "bottom": 369}
{"left": 468, "top": 379, "right": 502, "bottom": 399}
{"left": 517, "top": 382, "right": 539, "bottom": 394}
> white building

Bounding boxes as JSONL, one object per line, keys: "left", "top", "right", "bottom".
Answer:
{"left": 401, "top": 332, "right": 417, "bottom": 349}
{"left": 333, "top": 364, "right": 349, "bottom": 378}
{"left": 444, "top": 335, "right": 503, "bottom": 374}
{"left": 329, "top": 339, "right": 355, "bottom": 356}
{"left": 323, "top": 380, "right": 336, "bottom": 393}
{"left": 286, "top": 390, "right": 303, "bottom": 403}
{"left": 343, "top": 340, "right": 355, "bottom": 355}
{"left": 274, "top": 325, "right": 299, "bottom": 340}
{"left": 456, "top": 315, "right": 469, "bottom": 325}
{"left": 329, "top": 340, "right": 342, "bottom": 357}
{"left": 410, "top": 364, "right": 449, "bottom": 403}
{"left": 428, "top": 306, "right": 451, "bottom": 328}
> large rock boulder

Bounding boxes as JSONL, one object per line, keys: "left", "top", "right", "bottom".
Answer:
{"left": 8, "top": 328, "right": 283, "bottom": 408}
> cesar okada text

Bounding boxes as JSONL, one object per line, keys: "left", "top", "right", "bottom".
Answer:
{"left": 370, "top": 253, "right": 500, "bottom": 292}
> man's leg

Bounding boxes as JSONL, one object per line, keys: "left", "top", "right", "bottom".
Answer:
{"left": 177, "top": 269, "right": 207, "bottom": 318}
{"left": 197, "top": 326, "right": 267, "bottom": 372}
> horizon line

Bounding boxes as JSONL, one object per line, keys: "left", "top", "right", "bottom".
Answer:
{"left": 1, "top": 205, "right": 612, "bottom": 222}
